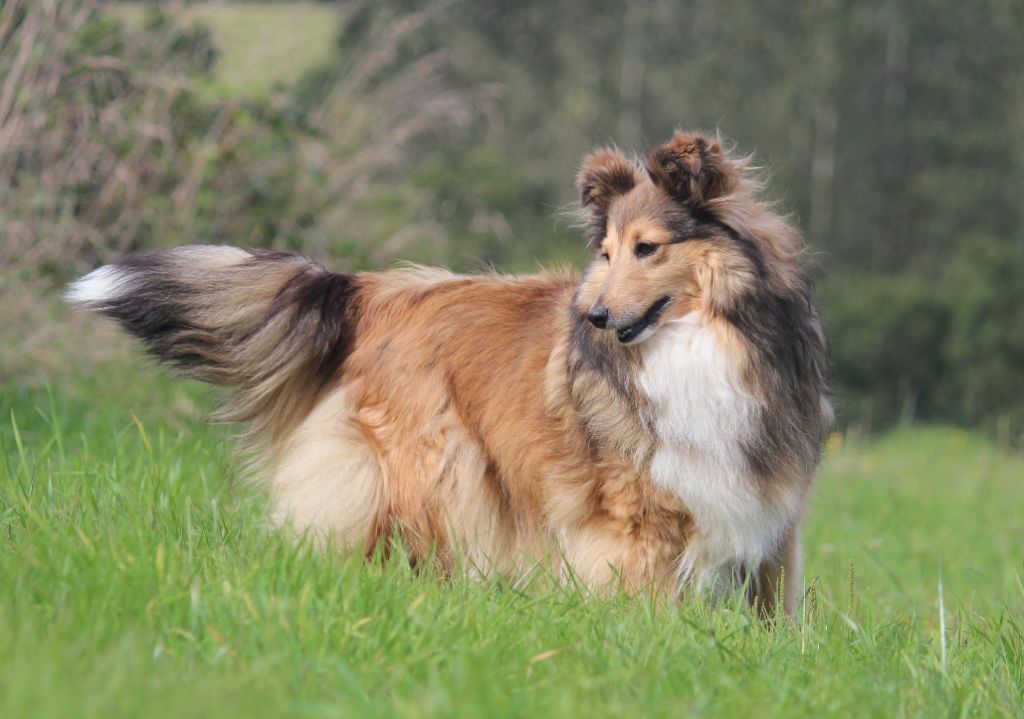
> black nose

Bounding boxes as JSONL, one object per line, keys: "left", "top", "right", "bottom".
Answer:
{"left": 586, "top": 304, "right": 609, "bottom": 329}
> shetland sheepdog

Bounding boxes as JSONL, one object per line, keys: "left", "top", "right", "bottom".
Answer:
{"left": 69, "top": 131, "right": 831, "bottom": 613}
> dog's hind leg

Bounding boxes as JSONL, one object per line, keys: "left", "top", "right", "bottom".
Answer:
{"left": 265, "top": 386, "right": 385, "bottom": 550}
{"left": 752, "top": 524, "right": 803, "bottom": 617}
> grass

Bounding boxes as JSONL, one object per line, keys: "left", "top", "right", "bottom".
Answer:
{"left": 2, "top": 364, "right": 1022, "bottom": 718}
{"left": 108, "top": 1, "right": 339, "bottom": 97}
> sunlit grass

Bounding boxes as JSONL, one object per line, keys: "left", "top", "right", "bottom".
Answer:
{"left": 108, "top": 1, "right": 339, "bottom": 96}
{"left": 2, "top": 365, "right": 1022, "bottom": 717}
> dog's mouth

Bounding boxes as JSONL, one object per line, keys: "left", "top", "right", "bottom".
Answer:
{"left": 615, "top": 296, "right": 672, "bottom": 344}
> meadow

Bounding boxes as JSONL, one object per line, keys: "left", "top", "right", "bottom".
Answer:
{"left": 2, "top": 360, "right": 1022, "bottom": 718}
{"left": 108, "top": 1, "right": 337, "bottom": 97}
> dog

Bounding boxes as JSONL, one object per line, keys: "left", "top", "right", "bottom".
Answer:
{"left": 68, "top": 131, "right": 831, "bottom": 613}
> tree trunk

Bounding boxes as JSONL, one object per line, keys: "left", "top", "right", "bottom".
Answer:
{"left": 808, "top": 0, "right": 838, "bottom": 248}
{"left": 617, "top": 0, "right": 648, "bottom": 147}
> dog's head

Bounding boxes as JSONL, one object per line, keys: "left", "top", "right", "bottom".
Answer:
{"left": 573, "top": 131, "right": 761, "bottom": 345}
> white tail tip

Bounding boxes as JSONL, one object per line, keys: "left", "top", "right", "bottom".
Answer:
{"left": 65, "top": 265, "right": 130, "bottom": 306}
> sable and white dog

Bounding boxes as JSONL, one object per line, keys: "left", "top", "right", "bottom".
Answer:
{"left": 69, "top": 131, "right": 831, "bottom": 613}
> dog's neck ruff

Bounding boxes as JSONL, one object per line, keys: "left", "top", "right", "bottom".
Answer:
{"left": 637, "top": 312, "right": 798, "bottom": 593}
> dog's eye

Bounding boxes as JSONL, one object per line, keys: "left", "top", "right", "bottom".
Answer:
{"left": 635, "top": 242, "right": 658, "bottom": 258}
{"left": 600, "top": 251, "right": 610, "bottom": 262}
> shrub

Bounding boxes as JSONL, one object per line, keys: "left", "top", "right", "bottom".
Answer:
{"left": 943, "top": 240, "right": 1024, "bottom": 437}
{"left": 820, "top": 274, "right": 950, "bottom": 431}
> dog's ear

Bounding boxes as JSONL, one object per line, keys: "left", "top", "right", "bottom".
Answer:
{"left": 646, "top": 131, "right": 736, "bottom": 205}
{"left": 577, "top": 149, "right": 640, "bottom": 216}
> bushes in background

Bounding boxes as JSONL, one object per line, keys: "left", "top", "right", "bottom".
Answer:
{"left": 822, "top": 241, "right": 1024, "bottom": 439}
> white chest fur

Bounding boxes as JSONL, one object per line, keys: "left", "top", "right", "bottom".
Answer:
{"left": 637, "top": 313, "right": 796, "bottom": 593}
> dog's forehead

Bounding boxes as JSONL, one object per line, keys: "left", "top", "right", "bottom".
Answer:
{"left": 608, "top": 184, "right": 692, "bottom": 241}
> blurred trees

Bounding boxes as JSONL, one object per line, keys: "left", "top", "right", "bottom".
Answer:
{"left": 374, "top": 1, "right": 1024, "bottom": 272}
{"left": 2, "top": 0, "right": 1022, "bottom": 439}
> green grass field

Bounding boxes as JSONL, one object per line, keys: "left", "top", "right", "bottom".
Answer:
{"left": 109, "top": 1, "right": 338, "bottom": 97}
{"left": 2, "top": 364, "right": 1022, "bottom": 718}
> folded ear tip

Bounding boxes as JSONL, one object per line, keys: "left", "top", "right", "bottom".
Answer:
{"left": 648, "top": 130, "right": 736, "bottom": 203}
{"left": 576, "top": 148, "right": 640, "bottom": 210}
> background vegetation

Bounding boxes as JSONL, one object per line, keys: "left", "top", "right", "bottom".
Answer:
{"left": 2, "top": 0, "right": 1023, "bottom": 438}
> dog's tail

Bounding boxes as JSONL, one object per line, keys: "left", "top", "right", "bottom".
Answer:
{"left": 67, "top": 245, "right": 361, "bottom": 440}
